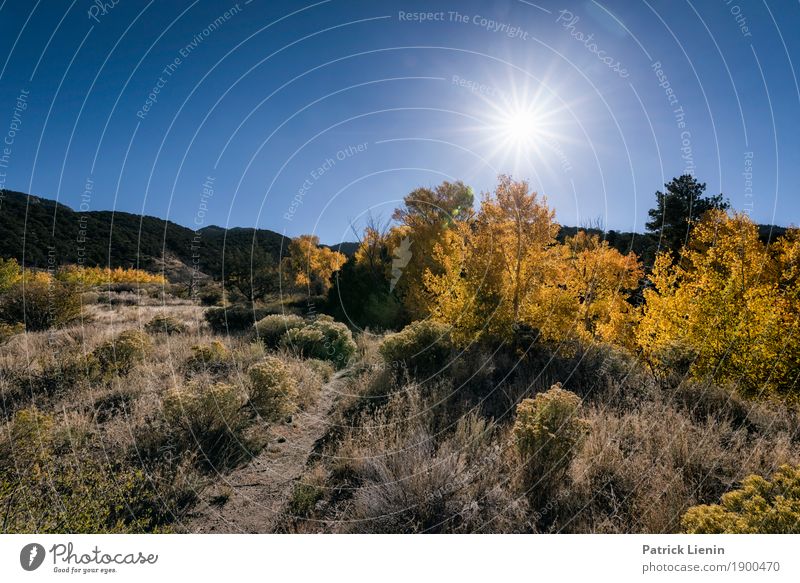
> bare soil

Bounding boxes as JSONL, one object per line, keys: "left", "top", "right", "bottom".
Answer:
{"left": 181, "top": 372, "right": 344, "bottom": 533}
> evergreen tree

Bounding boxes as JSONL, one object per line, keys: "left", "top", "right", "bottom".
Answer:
{"left": 645, "top": 175, "right": 728, "bottom": 257}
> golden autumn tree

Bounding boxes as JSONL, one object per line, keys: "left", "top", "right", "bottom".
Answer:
{"left": 0, "top": 257, "right": 21, "bottom": 293}
{"left": 425, "top": 176, "right": 561, "bottom": 343}
{"left": 282, "top": 235, "right": 346, "bottom": 296}
{"left": 561, "top": 231, "right": 642, "bottom": 346}
{"left": 637, "top": 210, "right": 800, "bottom": 400}
{"left": 425, "top": 177, "right": 645, "bottom": 347}
{"left": 391, "top": 180, "right": 474, "bottom": 319}
{"left": 422, "top": 222, "right": 482, "bottom": 344}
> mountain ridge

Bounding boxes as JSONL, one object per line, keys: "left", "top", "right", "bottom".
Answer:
{"left": 0, "top": 189, "right": 788, "bottom": 281}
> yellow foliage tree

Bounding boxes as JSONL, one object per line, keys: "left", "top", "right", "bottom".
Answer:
{"left": 282, "top": 235, "right": 346, "bottom": 295}
{"left": 425, "top": 176, "right": 564, "bottom": 343}
{"left": 561, "top": 231, "right": 642, "bottom": 346}
{"left": 391, "top": 180, "right": 474, "bottom": 319}
{"left": 56, "top": 265, "right": 166, "bottom": 286}
{"left": 637, "top": 210, "right": 800, "bottom": 400}
{"left": 0, "top": 257, "right": 21, "bottom": 292}
{"left": 425, "top": 176, "right": 641, "bottom": 347}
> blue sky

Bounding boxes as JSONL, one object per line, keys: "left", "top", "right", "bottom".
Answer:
{"left": 0, "top": 0, "right": 797, "bottom": 243}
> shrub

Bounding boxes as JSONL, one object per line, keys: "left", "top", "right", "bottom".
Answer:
{"left": 379, "top": 320, "right": 452, "bottom": 376}
{"left": 22, "top": 353, "right": 101, "bottom": 402}
{"left": 682, "top": 465, "right": 800, "bottom": 533}
{"left": 282, "top": 325, "right": 324, "bottom": 354}
{"left": 512, "top": 384, "right": 589, "bottom": 506}
{"left": 305, "top": 358, "right": 335, "bottom": 383}
{"left": 0, "top": 322, "right": 23, "bottom": 344}
{"left": 185, "top": 340, "right": 232, "bottom": 375}
{"left": 288, "top": 480, "right": 325, "bottom": 517}
{"left": 145, "top": 315, "right": 188, "bottom": 335}
{"left": 93, "top": 387, "right": 138, "bottom": 422}
{"left": 0, "top": 408, "right": 168, "bottom": 533}
{"left": 56, "top": 266, "right": 166, "bottom": 286}
{"left": 253, "top": 313, "right": 305, "bottom": 348}
{"left": 198, "top": 288, "right": 223, "bottom": 306}
{"left": 0, "top": 257, "right": 21, "bottom": 293}
{"left": 247, "top": 356, "right": 298, "bottom": 420}
{"left": 0, "top": 275, "right": 82, "bottom": 331}
{"left": 282, "top": 317, "right": 356, "bottom": 369}
{"left": 162, "top": 380, "right": 251, "bottom": 470}
{"left": 283, "top": 358, "right": 330, "bottom": 410}
{"left": 93, "top": 329, "right": 152, "bottom": 377}
{"left": 204, "top": 305, "right": 273, "bottom": 334}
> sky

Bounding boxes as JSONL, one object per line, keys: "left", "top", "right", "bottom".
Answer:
{"left": 0, "top": 0, "right": 798, "bottom": 244}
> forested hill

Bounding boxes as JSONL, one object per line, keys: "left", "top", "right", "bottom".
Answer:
{"left": 0, "top": 190, "right": 297, "bottom": 280}
{"left": 0, "top": 189, "right": 787, "bottom": 279}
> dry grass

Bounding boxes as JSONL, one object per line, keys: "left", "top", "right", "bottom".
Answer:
{"left": 3, "top": 295, "right": 798, "bottom": 533}
{"left": 0, "top": 292, "right": 332, "bottom": 532}
{"left": 302, "top": 334, "right": 800, "bottom": 533}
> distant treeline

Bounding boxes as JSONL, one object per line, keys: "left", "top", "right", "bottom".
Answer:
{"left": 0, "top": 188, "right": 786, "bottom": 284}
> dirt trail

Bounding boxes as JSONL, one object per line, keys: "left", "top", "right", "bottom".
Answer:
{"left": 182, "top": 371, "right": 345, "bottom": 533}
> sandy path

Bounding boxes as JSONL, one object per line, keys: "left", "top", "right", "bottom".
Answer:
{"left": 181, "top": 371, "right": 344, "bottom": 533}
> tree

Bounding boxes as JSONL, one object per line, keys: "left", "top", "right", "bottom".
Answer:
{"left": 282, "top": 235, "right": 346, "bottom": 296}
{"left": 0, "top": 257, "right": 21, "bottom": 293}
{"left": 561, "top": 231, "right": 643, "bottom": 346}
{"left": 392, "top": 180, "right": 474, "bottom": 228}
{"left": 637, "top": 210, "right": 800, "bottom": 400}
{"left": 391, "top": 180, "right": 474, "bottom": 318}
{"left": 424, "top": 177, "right": 643, "bottom": 347}
{"left": 645, "top": 175, "right": 728, "bottom": 259}
{"left": 425, "top": 176, "right": 561, "bottom": 343}
{"left": 327, "top": 222, "right": 406, "bottom": 329}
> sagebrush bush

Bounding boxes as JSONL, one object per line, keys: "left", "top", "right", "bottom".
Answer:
{"left": 93, "top": 329, "right": 152, "bottom": 377}
{"left": 247, "top": 356, "right": 298, "bottom": 420}
{"left": 253, "top": 313, "right": 305, "bottom": 347}
{"left": 282, "top": 316, "right": 356, "bottom": 369}
{"left": 0, "top": 322, "right": 24, "bottom": 344}
{"left": 283, "top": 325, "right": 324, "bottom": 353}
{"left": 162, "top": 379, "right": 251, "bottom": 470}
{"left": 281, "top": 357, "right": 331, "bottom": 410}
{"left": 0, "top": 408, "right": 171, "bottom": 533}
{"left": 0, "top": 275, "right": 82, "bottom": 331}
{"left": 145, "top": 315, "right": 187, "bottom": 335}
{"left": 198, "top": 287, "right": 223, "bottom": 306}
{"left": 379, "top": 319, "right": 452, "bottom": 376}
{"left": 185, "top": 340, "right": 232, "bottom": 375}
{"left": 305, "top": 358, "right": 335, "bottom": 383}
{"left": 682, "top": 465, "right": 800, "bottom": 533}
{"left": 22, "top": 353, "right": 101, "bottom": 403}
{"left": 513, "top": 384, "right": 589, "bottom": 506}
{"left": 288, "top": 469, "right": 326, "bottom": 518}
{"left": 204, "top": 305, "right": 273, "bottom": 334}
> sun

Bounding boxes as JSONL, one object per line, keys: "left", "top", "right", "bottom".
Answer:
{"left": 500, "top": 107, "right": 542, "bottom": 149}
{"left": 484, "top": 103, "right": 549, "bottom": 169}
{"left": 462, "top": 74, "right": 574, "bottom": 173}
